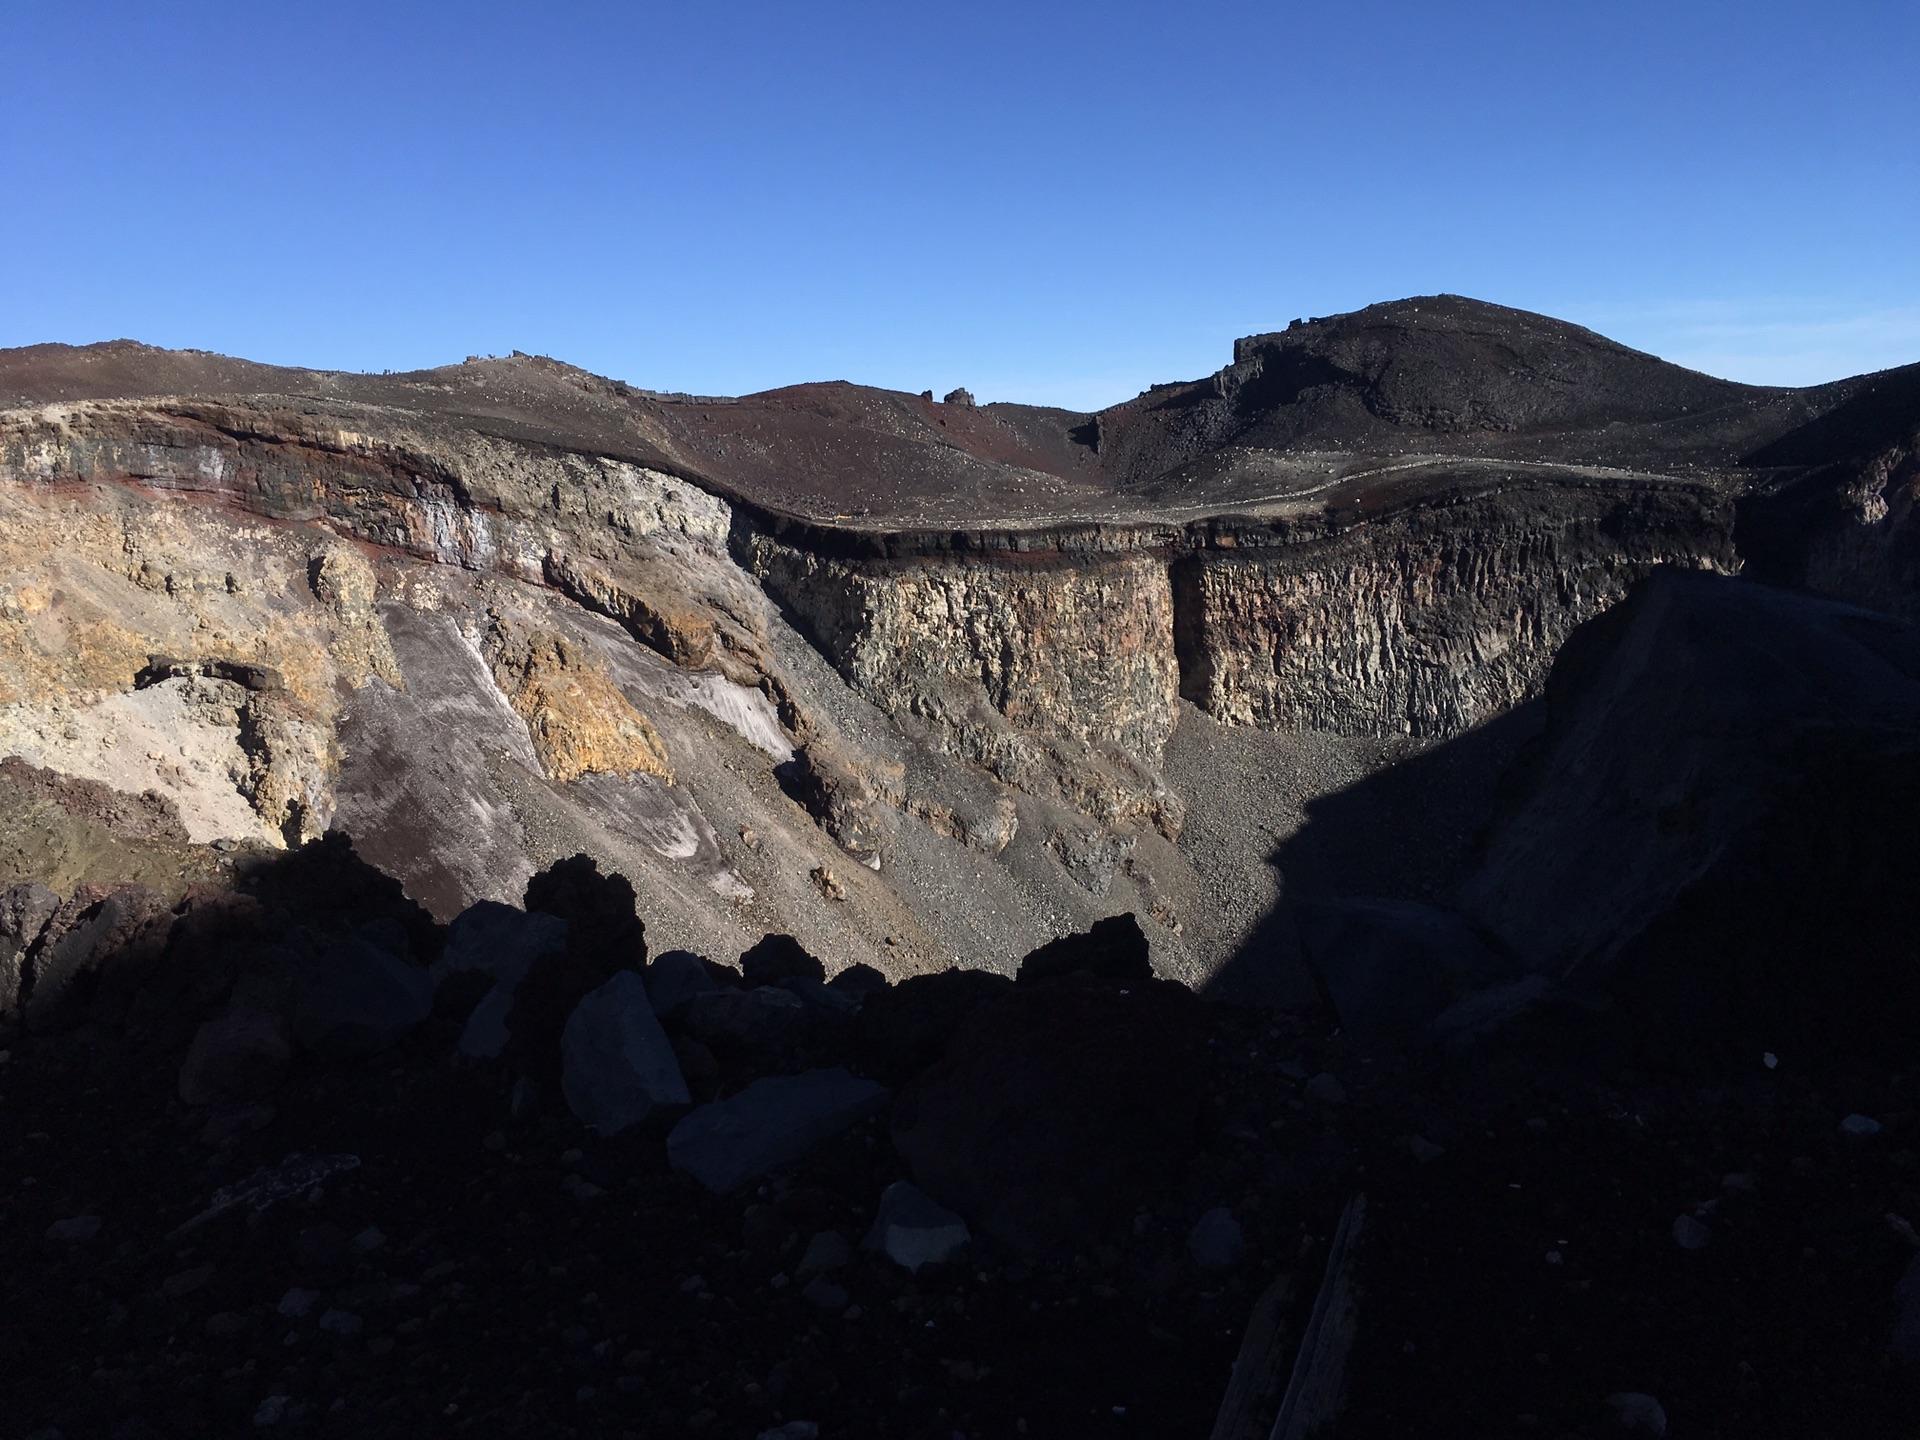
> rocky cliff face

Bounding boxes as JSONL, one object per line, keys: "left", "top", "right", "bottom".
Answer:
{"left": 1173, "top": 479, "right": 1738, "bottom": 736}
{"left": 0, "top": 297, "right": 1912, "bottom": 989}
{"left": 745, "top": 536, "right": 1183, "bottom": 831}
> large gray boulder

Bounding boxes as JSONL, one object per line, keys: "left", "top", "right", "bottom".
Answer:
{"left": 436, "top": 903, "right": 567, "bottom": 1059}
{"left": 667, "top": 1068, "right": 888, "bottom": 1194}
{"left": 559, "top": 970, "right": 689, "bottom": 1135}
{"left": 289, "top": 933, "right": 437, "bottom": 1053}
{"left": 1294, "top": 897, "right": 1510, "bottom": 1048}
{"left": 1458, "top": 570, "right": 1920, "bottom": 1056}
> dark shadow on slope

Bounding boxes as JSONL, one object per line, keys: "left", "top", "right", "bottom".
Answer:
{"left": 1201, "top": 705, "right": 1544, "bottom": 1009}
{"left": 1215, "top": 569, "right": 1920, "bottom": 1075}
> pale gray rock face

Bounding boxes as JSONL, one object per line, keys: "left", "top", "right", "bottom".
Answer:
{"left": 558, "top": 970, "right": 690, "bottom": 1136}
{"left": 666, "top": 1068, "right": 888, "bottom": 1194}
{"left": 0, "top": 300, "right": 1910, "bottom": 1000}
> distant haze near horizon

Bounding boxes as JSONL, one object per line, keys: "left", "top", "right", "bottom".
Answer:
{"left": 5, "top": 2, "right": 1916, "bottom": 411}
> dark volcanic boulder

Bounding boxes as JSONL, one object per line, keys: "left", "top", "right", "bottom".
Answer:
{"left": 849, "top": 968, "right": 1013, "bottom": 1084}
{"left": 644, "top": 949, "right": 720, "bottom": 1019}
{"left": 288, "top": 930, "right": 436, "bottom": 1054}
{"left": 667, "top": 1068, "right": 888, "bottom": 1194}
{"left": 1016, "top": 913, "right": 1153, "bottom": 986}
{"left": 739, "top": 933, "right": 826, "bottom": 988}
{"left": 523, "top": 854, "right": 646, "bottom": 965}
{"left": 1459, "top": 569, "right": 1920, "bottom": 1059}
{"left": 891, "top": 976, "right": 1207, "bottom": 1255}
{"left": 559, "top": 970, "right": 689, "bottom": 1135}
{"left": 436, "top": 902, "right": 567, "bottom": 1059}
{"left": 23, "top": 885, "right": 172, "bottom": 1034}
{"left": 1294, "top": 898, "right": 1513, "bottom": 1048}
{"left": 179, "top": 1009, "right": 292, "bottom": 1105}
{"left": 508, "top": 855, "right": 648, "bottom": 1090}
{"left": 244, "top": 831, "right": 444, "bottom": 967}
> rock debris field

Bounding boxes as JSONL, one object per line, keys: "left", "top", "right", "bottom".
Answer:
{"left": 1, "top": 843, "right": 1917, "bottom": 1440}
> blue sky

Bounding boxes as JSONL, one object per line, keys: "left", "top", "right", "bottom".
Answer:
{"left": 4, "top": 1, "right": 1916, "bottom": 409}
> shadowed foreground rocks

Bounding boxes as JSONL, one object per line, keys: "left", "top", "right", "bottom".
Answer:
{"left": 893, "top": 974, "right": 1207, "bottom": 1256}
{"left": 4, "top": 596, "right": 1920, "bottom": 1440}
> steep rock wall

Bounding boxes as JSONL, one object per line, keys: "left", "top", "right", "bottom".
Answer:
{"left": 1800, "top": 441, "right": 1920, "bottom": 624}
{"left": 744, "top": 536, "right": 1182, "bottom": 831}
{"left": 746, "top": 479, "right": 1738, "bottom": 830}
{"left": 1175, "top": 483, "right": 1741, "bottom": 736}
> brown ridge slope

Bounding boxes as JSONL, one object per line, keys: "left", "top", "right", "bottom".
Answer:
{"left": 6, "top": 296, "right": 1912, "bottom": 537}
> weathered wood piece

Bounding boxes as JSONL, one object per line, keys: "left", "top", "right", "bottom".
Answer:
{"left": 1271, "top": 1192, "right": 1367, "bottom": 1440}
{"left": 1209, "top": 1270, "right": 1296, "bottom": 1440}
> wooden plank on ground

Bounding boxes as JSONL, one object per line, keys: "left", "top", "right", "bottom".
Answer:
{"left": 1208, "top": 1271, "right": 1295, "bottom": 1440}
{"left": 1270, "top": 1192, "right": 1367, "bottom": 1440}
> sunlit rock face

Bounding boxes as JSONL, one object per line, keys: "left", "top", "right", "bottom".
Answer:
{"left": 0, "top": 296, "right": 1909, "bottom": 987}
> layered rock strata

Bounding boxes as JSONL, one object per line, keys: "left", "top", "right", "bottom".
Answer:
{"left": 0, "top": 298, "right": 1911, "bottom": 988}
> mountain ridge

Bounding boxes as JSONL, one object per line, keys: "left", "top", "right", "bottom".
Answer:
{"left": 4, "top": 295, "right": 1911, "bottom": 535}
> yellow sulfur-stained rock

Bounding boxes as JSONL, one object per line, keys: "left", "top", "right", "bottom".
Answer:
{"left": 487, "top": 624, "right": 671, "bottom": 785}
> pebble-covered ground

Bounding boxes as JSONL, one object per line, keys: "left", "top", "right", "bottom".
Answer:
{"left": 4, "top": 982, "right": 1916, "bottom": 1440}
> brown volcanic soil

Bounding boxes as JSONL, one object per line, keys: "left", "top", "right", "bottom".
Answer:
{"left": 7, "top": 297, "right": 1914, "bottom": 533}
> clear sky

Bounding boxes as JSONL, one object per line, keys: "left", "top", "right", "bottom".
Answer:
{"left": 5, "top": 1, "right": 1916, "bottom": 409}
